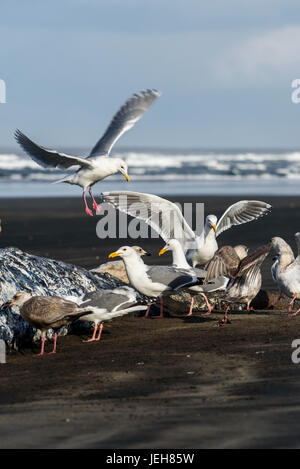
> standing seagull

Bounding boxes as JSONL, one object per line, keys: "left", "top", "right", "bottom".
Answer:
{"left": 221, "top": 244, "right": 271, "bottom": 323}
{"left": 271, "top": 234, "right": 300, "bottom": 316}
{"left": 0, "top": 292, "right": 104, "bottom": 355}
{"left": 108, "top": 246, "right": 205, "bottom": 318}
{"left": 158, "top": 239, "right": 227, "bottom": 316}
{"left": 76, "top": 286, "right": 149, "bottom": 342}
{"left": 101, "top": 191, "right": 271, "bottom": 266}
{"left": 15, "top": 89, "right": 161, "bottom": 216}
{"left": 91, "top": 245, "right": 151, "bottom": 283}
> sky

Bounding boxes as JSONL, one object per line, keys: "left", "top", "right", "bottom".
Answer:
{"left": 1, "top": 0, "right": 300, "bottom": 150}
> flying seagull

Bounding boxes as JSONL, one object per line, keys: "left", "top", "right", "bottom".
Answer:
{"left": 101, "top": 191, "right": 271, "bottom": 266}
{"left": 15, "top": 89, "right": 161, "bottom": 216}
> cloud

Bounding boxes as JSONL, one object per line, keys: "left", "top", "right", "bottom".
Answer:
{"left": 214, "top": 26, "right": 300, "bottom": 86}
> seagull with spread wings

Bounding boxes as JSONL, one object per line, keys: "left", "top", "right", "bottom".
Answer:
{"left": 101, "top": 191, "right": 271, "bottom": 266}
{"left": 15, "top": 89, "right": 161, "bottom": 216}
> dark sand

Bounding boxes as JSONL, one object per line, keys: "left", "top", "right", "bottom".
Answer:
{"left": 1, "top": 195, "right": 300, "bottom": 449}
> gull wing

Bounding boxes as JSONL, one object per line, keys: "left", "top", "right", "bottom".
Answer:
{"left": 15, "top": 129, "right": 93, "bottom": 170}
{"left": 147, "top": 266, "right": 201, "bottom": 291}
{"left": 216, "top": 200, "right": 271, "bottom": 238}
{"left": 234, "top": 244, "right": 271, "bottom": 279}
{"left": 101, "top": 190, "right": 196, "bottom": 247}
{"left": 205, "top": 246, "right": 240, "bottom": 282}
{"left": 89, "top": 89, "right": 161, "bottom": 158}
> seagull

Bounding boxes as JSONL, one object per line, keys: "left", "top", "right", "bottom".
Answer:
{"left": 271, "top": 234, "right": 300, "bottom": 316}
{"left": 220, "top": 244, "right": 271, "bottom": 323}
{"left": 205, "top": 245, "right": 249, "bottom": 282}
{"left": 74, "top": 286, "right": 149, "bottom": 342}
{"left": 158, "top": 239, "right": 227, "bottom": 316}
{"left": 91, "top": 246, "right": 151, "bottom": 283}
{"left": 101, "top": 191, "right": 271, "bottom": 266}
{"left": 0, "top": 292, "right": 104, "bottom": 355}
{"left": 108, "top": 246, "right": 205, "bottom": 318}
{"left": 15, "top": 89, "right": 161, "bottom": 216}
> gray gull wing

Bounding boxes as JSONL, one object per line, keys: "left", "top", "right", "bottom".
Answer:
{"left": 89, "top": 89, "right": 161, "bottom": 158}
{"left": 216, "top": 200, "right": 271, "bottom": 238}
{"left": 101, "top": 191, "right": 196, "bottom": 247}
{"left": 15, "top": 129, "right": 93, "bottom": 170}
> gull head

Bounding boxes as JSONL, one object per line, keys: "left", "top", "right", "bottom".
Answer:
{"left": 234, "top": 245, "right": 249, "bottom": 260}
{"left": 108, "top": 246, "right": 137, "bottom": 259}
{"left": 206, "top": 215, "right": 217, "bottom": 233}
{"left": 114, "top": 158, "right": 130, "bottom": 182}
{"left": 132, "top": 246, "right": 151, "bottom": 257}
{"left": 159, "top": 239, "right": 181, "bottom": 256}
{"left": 1, "top": 291, "right": 33, "bottom": 309}
{"left": 271, "top": 236, "right": 289, "bottom": 254}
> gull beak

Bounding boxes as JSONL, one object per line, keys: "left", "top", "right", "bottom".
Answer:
{"left": 123, "top": 172, "right": 130, "bottom": 182}
{"left": 1, "top": 300, "right": 13, "bottom": 310}
{"left": 212, "top": 224, "right": 217, "bottom": 233}
{"left": 159, "top": 247, "right": 168, "bottom": 256}
{"left": 108, "top": 251, "right": 120, "bottom": 259}
{"left": 144, "top": 252, "right": 151, "bottom": 257}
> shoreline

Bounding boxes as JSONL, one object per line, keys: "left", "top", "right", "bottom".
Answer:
{"left": 1, "top": 195, "right": 300, "bottom": 448}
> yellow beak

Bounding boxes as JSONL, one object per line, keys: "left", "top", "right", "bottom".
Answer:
{"left": 212, "top": 224, "right": 217, "bottom": 233}
{"left": 124, "top": 173, "right": 130, "bottom": 182}
{"left": 159, "top": 247, "right": 168, "bottom": 256}
{"left": 108, "top": 251, "right": 119, "bottom": 259}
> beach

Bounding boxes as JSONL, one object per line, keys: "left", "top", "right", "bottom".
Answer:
{"left": 1, "top": 195, "right": 300, "bottom": 448}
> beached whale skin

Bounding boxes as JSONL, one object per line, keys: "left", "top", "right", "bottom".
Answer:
{"left": 0, "top": 247, "right": 129, "bottom": 348}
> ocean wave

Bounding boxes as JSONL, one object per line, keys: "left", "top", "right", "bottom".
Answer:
{"left": 1, "top": 149, "right": 300, "bottom": 183}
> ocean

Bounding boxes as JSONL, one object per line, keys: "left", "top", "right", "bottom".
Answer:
{"left": 0, "top": 148, "right": 300, "bottom": 197}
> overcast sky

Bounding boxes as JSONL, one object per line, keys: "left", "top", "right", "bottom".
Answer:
{"left": 1, "top": 0, "right": 300, "bottom": 150}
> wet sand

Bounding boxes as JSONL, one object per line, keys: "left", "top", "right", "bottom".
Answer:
{"left": 1, "top": 195, "right": 300, "bottom": 448}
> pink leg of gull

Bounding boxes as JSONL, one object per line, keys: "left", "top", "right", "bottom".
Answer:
{"left": 186, "top": 297, "right": 194, "bottom": 317}
{"left": 289, "top": 308, "right": 300, "bottom": 317}
{"left": 144, "top": 304, "right": 151, "bottom": 318}
{"left": 96, "top": 323, "right": 104, "bottom": 341}
{"left": 201, "top": 294, "right": 213, "bottom": 316}
{"left": 83, "top": 191, "right": 93, "bottom": 217}
{"left": 288, "top": 294, "right": 297, "bottom": 313}
{"left": 246, "top": 304, "right": 254, "bottom": 311}
{"left": 151, "top": 298, "right": 164, "bottom": 319}
{"left": 89, "top": 187, "right": 102, "bottom": 213}
{"left": 35, "top": 332, "right": 46, "bottom": 357}
{"left": 267, "top": 293, "right": 282, "bottom": 309}
{"left": 220, "top": 305, "right": 231, "bottom": 325}
{"left": 48, "top": 333, "right": 58, "bottom": 354}
{"left": 83, "top": 323, "right": 98, "bottom": 342}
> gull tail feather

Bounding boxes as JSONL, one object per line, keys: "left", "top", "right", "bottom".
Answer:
{"left": 52, "top": 174, "right": 74, "bottom": 185}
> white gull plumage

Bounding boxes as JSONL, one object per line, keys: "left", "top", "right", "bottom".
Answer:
{"left": 271, "top": 234, "right": 300, "bottom": 316}
{"left": 15, "top": 89, "right": 161, "bottom": 216}
{"left": 158, "top": 239, "right": 227, "bottom": 316}
{"left": 66, "top": 286, "right": 149, "bottom": 342}
{"left": 108, "top": 245, "right": 205, "bottom": 318}
{"left": 101, "top": 191, "right": 271, "bottom": 266}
